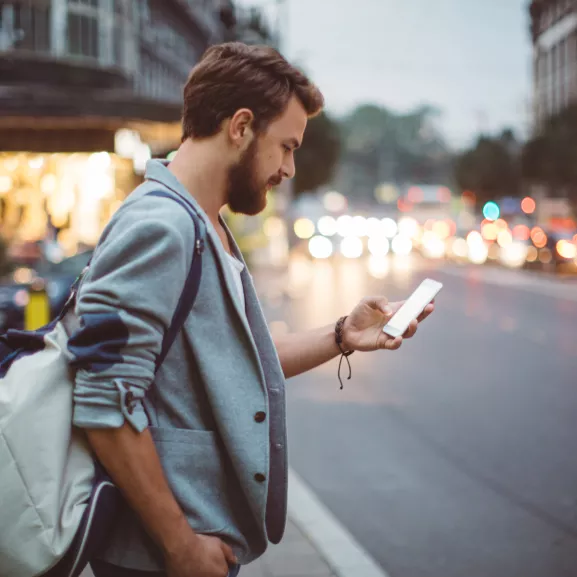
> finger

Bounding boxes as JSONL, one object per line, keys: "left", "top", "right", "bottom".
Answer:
{"left": 417, "top": 303, "right": 435, "bottom": 323}
{"left": 362, "top": 296, "right": 392, "bottom": 316}
{"left": 381, "top": 336, "right": 403, "bottom": 350}
{"left": 403, "top": 319, "right": 418, "bottom": 338}
{"left": 220, "top": 541, "right": 238, "bottom": 565}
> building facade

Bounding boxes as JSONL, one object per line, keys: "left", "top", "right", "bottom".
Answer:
{"left": 530, "top": 0, "right": 577, "bottom": 128}
{"left": 0, "top": 0, "right": 236, "bottom": 256}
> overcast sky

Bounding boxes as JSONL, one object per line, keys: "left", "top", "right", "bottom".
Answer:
{"left": 235, "top": 0, "right": 533, "bottom": 149}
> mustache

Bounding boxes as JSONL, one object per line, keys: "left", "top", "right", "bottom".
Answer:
{"left": 268, "top": 175, "right": 283, "bottom": 187}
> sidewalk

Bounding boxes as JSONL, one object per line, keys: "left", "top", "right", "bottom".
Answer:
{"left": 81, "top": 518, "right": 335, "bottom": 577}
{"left": 235, "top": 519, "right": 336, "bottom": 577}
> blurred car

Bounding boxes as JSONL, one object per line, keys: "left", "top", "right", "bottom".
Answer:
{"left": 0, "top": 250, "right": 93, "bottom": 332}
{"left": 545, "top": 231, "right": 577, "bottom": 273}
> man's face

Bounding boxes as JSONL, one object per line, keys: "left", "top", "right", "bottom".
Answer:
{"left": 227, "top": 96, "right": 308, "bottom": 216}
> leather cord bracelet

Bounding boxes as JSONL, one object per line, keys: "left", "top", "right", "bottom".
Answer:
{"left": 335, "top": 316, "right": 354, "bottom": 390}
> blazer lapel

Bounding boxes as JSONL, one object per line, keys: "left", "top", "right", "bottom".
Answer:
{"left": 146, "top": 162, "right": 266, "bottom": 374}
{"left": 146, "top": 165, "right": 251, "bottom": 337}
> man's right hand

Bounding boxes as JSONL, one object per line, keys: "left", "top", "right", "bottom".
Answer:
{"left": 166, "top": 534, "right": 238, "bottom": 577}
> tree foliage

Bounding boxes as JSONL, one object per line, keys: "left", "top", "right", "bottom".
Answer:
{"left": 293, "top": 111, "right": 341, "bottom": 196}
{"left": 334, "top": 104, "right": 452, "bottom": 203}
{"left": 454, "top": 130, "right": 521, "bottom": 207}
{"left": 521, "top": 105, "right": 577, "bottom": 204}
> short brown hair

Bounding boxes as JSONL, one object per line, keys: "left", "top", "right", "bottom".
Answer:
{"left": 182, "top": 42, "right": 324, "bottom": 140}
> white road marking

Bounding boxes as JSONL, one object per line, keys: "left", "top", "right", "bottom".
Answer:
{"left": 288, "top": 468, "right": 392, "bottom": 577}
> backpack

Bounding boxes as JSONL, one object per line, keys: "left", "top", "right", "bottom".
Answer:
{"left": 0, "top": 189, "right": 205, "bottom": 577}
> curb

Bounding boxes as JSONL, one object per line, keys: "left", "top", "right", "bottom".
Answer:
{"left": 287, "top": 468, "right": 392, "bottom": 577}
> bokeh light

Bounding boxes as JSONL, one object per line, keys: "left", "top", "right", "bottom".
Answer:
{"left": 294, "top": 218, "right": 315, "bottom": 239}
{"left": 483, "top": 202, "right": 500, "bottom": 221}
{"left": 308, "top": 235, "right": 333, "bottom": 259}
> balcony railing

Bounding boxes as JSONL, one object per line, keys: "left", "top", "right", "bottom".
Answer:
{"left": 0, "top": 0, "right": 136, "bottom": 76}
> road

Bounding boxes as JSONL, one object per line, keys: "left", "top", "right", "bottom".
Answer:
{"left": 257, "top": 255, "right": 577, "bottom": 577}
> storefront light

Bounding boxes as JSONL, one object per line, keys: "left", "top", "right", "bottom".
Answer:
{"left": 0, "top": 175, "right": 12, "bottom": 195}
{"left": 88, "top": 152, "right": 111, "bottom": 170}
{"left": 40, "top": 174, "right": 57, "bottom": 195}
{"left": 4, "top": 157, "right": 18, "bottom": 171}
{"left": 28, "top": 157, "right": 45, "bottom": 170}
{"left": 133, "top": 143, "right": 152, "bottom": 175}
{"left": 115, "top": 129, "right": 141, "bottom": 159}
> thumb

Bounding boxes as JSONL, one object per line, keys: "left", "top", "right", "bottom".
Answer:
{"left": 220, "top": 541, "right": 238, "bottom": 565}
{"left": 363, "top": 296, "right": 392, "bottom": 316}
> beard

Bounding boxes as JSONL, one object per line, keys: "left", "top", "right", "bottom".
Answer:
{"left": 227, "top": 140, "right": 280, "bottom": 216}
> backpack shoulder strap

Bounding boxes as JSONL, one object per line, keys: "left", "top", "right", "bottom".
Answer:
{"left": 58, "top": 189, "right": 205, "bottom": 373}
{"left": 143, "top": 190, "right": 206, "bottom": 372}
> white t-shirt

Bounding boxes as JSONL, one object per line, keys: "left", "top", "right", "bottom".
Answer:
{"left": 225, "top": 252, "right": 246, "bottom": 314}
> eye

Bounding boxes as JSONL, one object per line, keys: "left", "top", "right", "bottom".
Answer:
{"left": 283, "top": 144, "right": 292, "bottom": 153}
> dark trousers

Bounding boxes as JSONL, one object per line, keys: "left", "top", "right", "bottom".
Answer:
{"left": 91, "top": 560, "right": 241, "bottom": 577}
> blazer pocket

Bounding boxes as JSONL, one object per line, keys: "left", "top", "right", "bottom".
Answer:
{"left": 149, "top": 427, "right": 230, "bottom": 535}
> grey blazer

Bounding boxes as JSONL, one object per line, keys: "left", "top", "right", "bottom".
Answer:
{"left": 72, "top": 160, "right": 287, "bottom": 570}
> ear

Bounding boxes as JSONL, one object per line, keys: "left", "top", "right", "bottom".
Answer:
{"left": 228, "top": 108, "right": 255, "bottom": 150}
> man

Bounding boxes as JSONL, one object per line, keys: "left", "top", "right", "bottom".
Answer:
{"left": 73, "top": 43, "right": 434, "bottom": 577}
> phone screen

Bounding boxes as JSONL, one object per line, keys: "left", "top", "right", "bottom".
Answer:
{"left": 384, "top": 280, "right": 441, "bottom": 335}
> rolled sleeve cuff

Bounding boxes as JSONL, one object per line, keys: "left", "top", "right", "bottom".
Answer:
{"left": 73, "top": 378, "right": 149, "bottom": 433}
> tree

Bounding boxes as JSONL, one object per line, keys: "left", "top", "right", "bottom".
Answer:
{"left": 334, "top": 104, "right": 452, "bottom": 203}
{"left": 293, "top": 111, "right": 341, "bottom": 196}
{"left": 521, "top": 104, "right": 577, "bottom": 208}
{"left": 454, "top": 132, "right": 521, "bottom": 208}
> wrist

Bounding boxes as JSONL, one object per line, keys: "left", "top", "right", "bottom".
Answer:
{"left": 161, "top": 520, "right": 200, "bottom": 558}
{"left": 335, "top": 316, "right": 354, "bottom": 353}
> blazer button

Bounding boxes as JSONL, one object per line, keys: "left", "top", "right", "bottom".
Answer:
{"left": 254, "top": 473, "right": 266, "bottom": 483}
{"left": 254, "top": 411, "right": 266, "bottom": 423}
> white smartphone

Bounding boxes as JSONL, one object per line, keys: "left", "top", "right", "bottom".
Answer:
{"left": 382, "top": 278, "right": 442, "bottom": 338}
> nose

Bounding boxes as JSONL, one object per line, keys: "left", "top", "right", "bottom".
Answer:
{"left": 282, "top": 154, "right": 296, "bottom": 180}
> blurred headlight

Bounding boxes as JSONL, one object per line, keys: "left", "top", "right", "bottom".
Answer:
{"left": 337, "top": 215, "right": 354, "bottom": 237}
{"left": 556, "top": 240, "right": 577, "bottom": 260}
{"left": 422, "top": 232, "right": 446, "bottom": 259}
{"left": 432, "top": 221, "right": 451, "bottom": 240}
{"left": 308, "top": 235, "right": 333, "bottom": 259}
{"left": 497, "top": 229, "right": 513, "bottom": 247}
{"left": 391, "top": 235, "right": 413, "bottom": 256}
{"left": 451, "top": 238, "right": 468, "bottom": 258}
{"left": 368, "top": 236, "right": 390, "bottom": 257}
{"left": 381, "top": 218, "right": 398, "bottom": 238}
{"left": 467, "top": 231, "right": 488, "bottom": 264}
{"left": 398, "top": 217, "right": 419, "bottom": 239}
{"left": 352, "top": 216, "right": 367, "bottom": 237}
{"left": 367, "top": 256, "right": 390, "bottom": 279}
{"left": 366, "top": 218, "right": 382, "bottom": 238}
{"left": 468, "top": 243, "right": 489, "bottom": 264}
{"left": 294, "top": 218, "right": 315, "bottom": 239}
{"left": 317, "top": 216, "right": 338, "bottom": 237}
{"left": 340, "top": 236, "right": 363, "bottom": 258}
{"left": 499, "top": 242, "right": 528, "bottom": 268}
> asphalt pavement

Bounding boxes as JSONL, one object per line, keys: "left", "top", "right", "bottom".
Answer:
{"left": 257, "top": 255, "right": 577, "bottom": 577}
